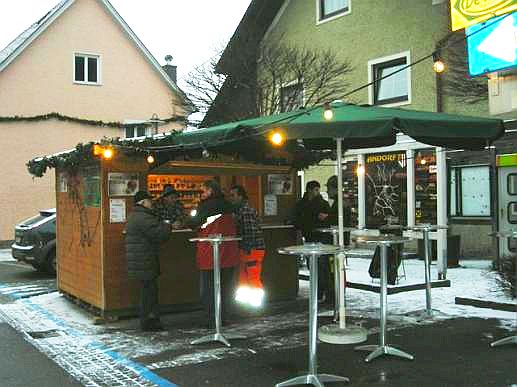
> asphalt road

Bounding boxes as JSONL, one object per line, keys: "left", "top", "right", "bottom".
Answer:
{"left": 0, "top": 257, "right": 80, "bottom": 387}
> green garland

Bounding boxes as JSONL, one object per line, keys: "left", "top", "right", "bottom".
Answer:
{"left": 0, "top": 112, "right": 185, "bottom": 128}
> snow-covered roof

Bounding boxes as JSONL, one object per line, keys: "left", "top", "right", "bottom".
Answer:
{"left": 0, "top": 0, "right": 194, "bottom": 112}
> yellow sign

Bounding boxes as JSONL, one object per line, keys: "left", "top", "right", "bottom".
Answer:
{"left": 450, "top": 0, "right": 517, "bottom": 30}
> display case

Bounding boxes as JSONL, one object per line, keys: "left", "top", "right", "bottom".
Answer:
{"left": 147, "top": 174, "right": 210, "bottom": 210}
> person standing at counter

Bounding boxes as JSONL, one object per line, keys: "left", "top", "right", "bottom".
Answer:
{"left": 154, "top": 185, "right": 186, "bottom": 228}
{"left": 125, "top": 191, "right": 172, "bottom": 331}
{"left": 293, "top": 180, "right": 332, "bottom": 303}
{"left": 229, "top": 185, "right": 266, "bottom": 307}
{"left": 187, "top": 180, "right": 239, "bottom": 327}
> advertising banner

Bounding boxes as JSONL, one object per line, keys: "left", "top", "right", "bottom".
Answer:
{"left": 451, "top": 0, "right": 517, "bottom": 31}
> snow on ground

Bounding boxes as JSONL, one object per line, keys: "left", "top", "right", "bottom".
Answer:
{"left": 0, "top": 249, "right": 15, "bottom": 262}
{"left": 301, "top": 258, "right": 516, "bottom": 331}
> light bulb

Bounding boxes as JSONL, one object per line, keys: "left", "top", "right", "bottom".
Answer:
{"left": 323, "top": 103, "right": 333, "bottom": 121}
{"left": 147, "top": 154, "right": 155, "bottom": 164}
{"left": 102, "top": 148, "right": 114, "bottom": 160}
{"left": 433, "top": 59, "right": 445, "bottom": 73}
{"left": 270, "top": 131, "right": 285, "bottom": 146}
{"left": 356, "top": 165, "right": 365, "bottom": 176}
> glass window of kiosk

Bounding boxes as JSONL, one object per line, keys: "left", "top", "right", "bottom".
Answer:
{"left": 449, "top": 165, "right": 490, "bottom": 217}
{"left": 365, "top": 151, "right": 407, "bottom": 228}
{"left": 415, "top": 149, "right": 437, "bottom": 224}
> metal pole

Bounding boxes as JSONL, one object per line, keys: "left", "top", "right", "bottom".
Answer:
{"left": 423, "top": 229, "right": 432, "bottom": 314}
{"left": 436, "top": 147, "right": 447, "bottom": 279}
{"left": 358, "top": 154, "right": 366, "bottom": 229}
{"left": 336, "top": 138, "right": 347, "bottom": 329}
{"left": 380, "top": 244, "right": 388, "bottom": 347}
{"left": 309, "top": 253, "right": 318, "bottom": 376}
{"left": 333, "top": 233, "right": 340, "bottom": 322}
{"left": 213, "top": 241, "right": 222, "bottom": 334}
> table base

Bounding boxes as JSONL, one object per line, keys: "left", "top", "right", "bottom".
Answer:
{"left": 406, "top": 308, "right": 447, "bottom": 321}
{"left": 318, "top": 324, "right": 367, "bottom": 345}
{"left": 190, "top": 332, "right": 246, "bottom": 347}
{"left": 355, "top": 344, "right": 414, "bottom": 362}
{"left": 276, "top": 373, "right": 349, "bottom": 387}
{"left": 490, "top": 335, "right": 517, "bottom": 347}
{"left": 317, "top": 309, "right": 334, "bottom": 318}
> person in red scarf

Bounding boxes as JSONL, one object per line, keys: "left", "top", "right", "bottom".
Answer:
{"left": 187, "top": 180, "right": 239, "bottom": 327}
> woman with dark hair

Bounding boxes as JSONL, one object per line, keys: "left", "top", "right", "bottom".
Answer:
{"left": 187, "top": 180, "right": 239, "bottom": 327}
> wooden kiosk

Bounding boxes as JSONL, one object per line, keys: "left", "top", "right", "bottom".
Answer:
{"left": 55, "top": 154, "right": 299, "bottom": 317}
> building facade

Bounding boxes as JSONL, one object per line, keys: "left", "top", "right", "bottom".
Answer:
{"left": 0, "top": 0, "right": 193, "bottom": 241}
{"left": 210, "top": 0, "right": 517, "bottom": 261}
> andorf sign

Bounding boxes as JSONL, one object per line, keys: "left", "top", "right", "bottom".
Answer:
{"left": 451, "top": 0, "right": 517, "bottom": 30}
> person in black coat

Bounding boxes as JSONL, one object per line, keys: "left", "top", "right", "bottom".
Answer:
{"left": 293, "top": 180, "right": 332, "bottom": 302}
{"left": 125, "top": 191, "right": 171, "bottom": 331}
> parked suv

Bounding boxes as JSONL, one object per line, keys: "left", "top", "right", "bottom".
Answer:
{"left": 11, "top": 209, "right": 56, "bottom": 275}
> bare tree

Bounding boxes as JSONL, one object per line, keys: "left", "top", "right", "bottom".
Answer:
{"left": 257, "top": 42, "right": 353, "bottom": 115}
{"left": 185, "top": 42, "right": 354, "bottom": 126}
{"left": 441, "top": 32, "right": 488, "bottom": 104}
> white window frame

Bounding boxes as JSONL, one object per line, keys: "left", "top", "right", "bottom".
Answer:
{"left": 278, "top": 79, "right": 305, "bottom": 113}
{"left": 316, "top": 0, "right": 351, "bottom": 25}
{"left": 368, "top": 51, "right": 412, "bottom": 107}
{"left": 73, "top": 52, "right": 102, "bottom": 85}
{"left": 449, "top": 164, "right": 491, "bottom": 218}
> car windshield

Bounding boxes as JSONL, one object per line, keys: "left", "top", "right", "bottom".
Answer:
{"left": 21, "top": 211, "right": 55, "bottom": 226}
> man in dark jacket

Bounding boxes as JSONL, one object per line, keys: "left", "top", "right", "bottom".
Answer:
{"left": 293, "top": 180, "right": 332, "bottom": 302}
{"left": 187, "top": 180, "right": 239, "bottom": 327}
{"left": 125, "top": 191, "right": 171, "bottom": 331}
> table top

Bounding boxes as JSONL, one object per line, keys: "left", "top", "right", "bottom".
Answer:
{"left": 489, "top": 230, "right": 517, "bottom": 238}
{"left": 408, "top": 224, "right": 448, "bottom": 231}
{"left": 316, "top": 226, "right": 358, "bottom": 234}
{"left": 352, "top": 234, "right": 410, "bottom": 245}
{"left": 189, "top": 235, "right": 242, "bottom": 243}
{"left": 278, "top": 243, "right": 343, "bottom": 256}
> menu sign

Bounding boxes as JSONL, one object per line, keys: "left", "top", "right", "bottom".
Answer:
{"left": 365, "top": 151, "right": 407, "bottom": 227}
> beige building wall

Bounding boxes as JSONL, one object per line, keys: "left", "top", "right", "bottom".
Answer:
{"left": 0, "top": 0, "right": 189, "bottom": 241}
{"left": 0, "top": 0, "right": 187, "bottom": 121}
{"left": 0, "top": 119, "right": 124, "bottom": 240}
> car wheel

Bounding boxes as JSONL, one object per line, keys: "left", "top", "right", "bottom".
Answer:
{"left": 31, "top": 262, "right": 46, "bottom": 272}
{"left": 46, "top": 250, "right": 56, "bottom": 275}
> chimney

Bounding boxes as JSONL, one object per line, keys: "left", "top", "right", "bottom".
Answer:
{"left": 162, "top": 54, "right": 177, "bottom": 83}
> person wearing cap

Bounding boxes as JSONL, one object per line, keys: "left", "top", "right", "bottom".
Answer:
{"left": 125, "top": 191, "right": 172, "bottom": 331}
{"left": 154, "top": 184, "right": 186, "bottom": 228}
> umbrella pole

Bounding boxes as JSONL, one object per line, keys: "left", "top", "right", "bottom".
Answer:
{"left": 319, "top": 138, "right": 367, "bottom": 345}
{"left": 337, "top": 138, "right": 346, "bottom": 329}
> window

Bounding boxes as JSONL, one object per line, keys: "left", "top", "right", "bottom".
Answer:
{"left": 508, "top": 173, "right": 517, "bottom": 195}
{"left": 74, "top": 53, "right": 100, "bottom": 84}
{"left": 449, "top": 165, "right": 491, "bottom": 217}
{"left": 318, "top": 0, "right": 350, "bottom": 21}
{"left": 369, "top": 52, "right": 411, "bottom": 106}
{"left": 280, "top": 83, "right": 304, "bottom": 112}
{"left": 125, "top": 126, "right": 150, "bottom": 139}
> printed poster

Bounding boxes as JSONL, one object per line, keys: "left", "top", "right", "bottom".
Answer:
{"left": 108, "top": 172, "right": 139, "bottom": 196}
{"left": 110, "top": 198, "right": 126, "bottom": 223}
{"left": 267, "top": 174, "right": 293, "bottom": 195}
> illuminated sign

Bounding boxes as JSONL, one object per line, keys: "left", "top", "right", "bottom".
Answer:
{"left": 451, "top": 0, "right": 517, "bottom": 31}
{"left": 467, "top": 12, "right": 517, "bottom": 76}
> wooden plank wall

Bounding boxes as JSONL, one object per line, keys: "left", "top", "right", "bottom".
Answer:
{"left": 56, "top": 168, "right": 103, "bottom": 308}
{"left": 101, "top": 157, "right": 148, "bottom": 312}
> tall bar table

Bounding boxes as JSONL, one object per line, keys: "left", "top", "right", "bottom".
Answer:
{"left": 488, "top": 231, "right": 517, "bottom": 347}
{"left": 316, "top": 226, "right": 367, "bottom": 345}
{"left": 353, "top": 234, "right": 414, "bottom": 362}
{"left": 407, "top": 224, "right": 448, "bottom": 319}
{"left": 277, "top": 243, "right": 349, "bottom": 387}
{"left": 189, "top": 235, "right": 246, "bottom": 347}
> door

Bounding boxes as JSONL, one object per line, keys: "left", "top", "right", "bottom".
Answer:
{"left": 498, "top": 167, "right": 517, "bottom": 256}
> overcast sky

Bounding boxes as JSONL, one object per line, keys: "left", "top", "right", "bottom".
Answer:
{"left": 0, "top": 0, "right": 251, "bottom": 94}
